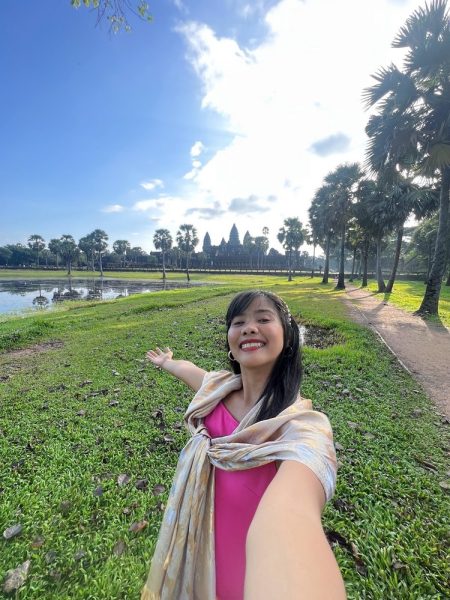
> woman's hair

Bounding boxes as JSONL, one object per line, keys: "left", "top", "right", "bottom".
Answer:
{"left": 225, "top": 290, "right": 302, "bottom": 422}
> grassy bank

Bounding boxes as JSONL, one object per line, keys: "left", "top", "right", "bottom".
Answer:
{"left": 0, "top": 278, "right": 448, "bottom": 599}
{"left": 366, "top": 280, "right": 450, "bottom": 328}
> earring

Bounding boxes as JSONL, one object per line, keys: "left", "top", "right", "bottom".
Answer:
{"left": 228, "top": 350, "right": 236, "bottom": 362}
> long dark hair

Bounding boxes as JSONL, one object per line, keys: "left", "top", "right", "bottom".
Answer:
{"left": 225, "top": 290, "right": 302, "bottom": 422}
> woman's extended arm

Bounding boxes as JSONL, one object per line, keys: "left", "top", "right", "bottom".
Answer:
{"left": 245, "top": 461, "right": 347, "bottom": 600}
{"left": 146, "top": 347, "right": 206, "bottom": 392}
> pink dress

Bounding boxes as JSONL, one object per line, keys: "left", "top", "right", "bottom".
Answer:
{"left": 204, "top": 402, "right": 277, "bottom": 600}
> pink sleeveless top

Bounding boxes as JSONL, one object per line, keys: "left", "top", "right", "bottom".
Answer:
{"left": 204, "top": 402, "right": 277, "bottom": 600}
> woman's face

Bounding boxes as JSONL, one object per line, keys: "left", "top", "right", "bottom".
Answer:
{"left": 227, "top": 296, "right": 284, "bottom": 372}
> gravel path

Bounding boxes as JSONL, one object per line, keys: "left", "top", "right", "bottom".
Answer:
{"left": 341, "top": 285, "right": 450, "bottom": 419}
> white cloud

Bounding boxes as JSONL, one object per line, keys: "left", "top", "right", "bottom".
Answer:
{"left": 140, "top": 179, "right": 164, "bottom": 191}
{"left": 190, "top": 141, "right": 205, "bottom": 157}
{"left": 183, "top": 169, "right": 198, "bottom": 180}
{"left": 133, "top": 199, "right": 157, "bottom": 212}
{"left": 102, "top": 204, "right": 124, "bottom": 213}
{"left": 174, "top": 0, "right": 420, "bottom": 251}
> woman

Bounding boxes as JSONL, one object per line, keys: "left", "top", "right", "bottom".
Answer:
{"left": 141, "top": 290, "right": 346, "bottom": 599}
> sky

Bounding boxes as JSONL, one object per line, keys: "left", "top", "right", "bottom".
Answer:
{"left": 1, "top": 0, "right": 423, "bottom": 254}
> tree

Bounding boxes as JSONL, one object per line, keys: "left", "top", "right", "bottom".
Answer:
{"left": 71, "top": 0, "right": 152, "bottom": 33}
{"left": 309, "top": 186, "right": 336, "bottom": 284}
{"left": 254, "top": 236, "right": 269, "bottom": 269}
{"left": 323, "top": 163, "right": 363, "bottom": 290}
{"left": 27, "top": 235, "right": 46, "bottom": 267}
{"left": 79, "top": 234, "right": 96, "bottom": 271}
{"left": 48, "top": 238, "right": 63, "bottom": 268}
{"left": 243, "top": 231, "right": 255, "bottom": 268}
{"left": 90, "top": 229, "right": 109, "bottom": 276}
{"left": 176, "top": 224, "right": 199, "bottom": 282}
{"left": 277, "top": 218, "right": 305, "bottom": 281}
{"left": 153, "top": 229, "right": 173, "bottom": 280}
{"left": 0, "top": 247, "right": 12, "bottom": 266}
{"left": 363, "top": 0, "right": 450, "bottom": 314}
{"left": 113, "top": 240, "right": 131, "bottom": 268}
{"left": 59, "top": 235, "right": 78, "bottom": 275}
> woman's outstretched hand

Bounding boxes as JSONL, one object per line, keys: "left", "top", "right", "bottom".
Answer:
{"left": 146, "top": 347, "right": 173, "bottom": 369}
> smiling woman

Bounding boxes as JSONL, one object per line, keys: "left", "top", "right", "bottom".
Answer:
{"left": 142, "top": 290, "right": 345, "bottom": 600}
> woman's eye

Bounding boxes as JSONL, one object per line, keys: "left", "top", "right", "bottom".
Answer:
{"left": 233, "top": 320, "right": 244, "bottom": 326}
{"left": 259, "top": 318, "right": 270, "bottom": 323}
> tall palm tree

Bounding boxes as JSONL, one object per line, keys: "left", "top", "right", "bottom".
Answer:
{"left": 79, "top": 234, "right": 96, "bottom": 272}
{"left": 91, "top": 229, "right": 109, "bottom": 276}
{"left": 153, "top": 229, "right": 172, "bottom": 280}
{"left": 176, "top": 224, "right": 199, "bottom": 282}
{"left": 254, "top": 236, "right": 269, "bottom": 269}
{"left": 363, "top": 0, "right": 450, "bottom": 314}
{"left": 48, "top": 238, "right": 62, "bottom": 268}
{"left": 309, "top": 186, "right": 337, "bottom": 284}
{"left": 27, "top": 234, "right": 46, "bottom": 267}
{"left": 113, "top": 240, "right": 131, "bottom": 268}
{"left": 59, "top": 235, "right": 78, "bottom": 275}
{"left": 277, "top": 217, "right": 305, "bottom": 282}
{"left": 352, "top": 180, "right": 379, "bottom": 287}
{"left": 323, "top": 163, "right": 363, "bottom": 290}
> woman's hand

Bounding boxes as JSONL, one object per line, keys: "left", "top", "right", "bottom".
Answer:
{"left": 146, "top": 347, "right": 173, "bottom": 369}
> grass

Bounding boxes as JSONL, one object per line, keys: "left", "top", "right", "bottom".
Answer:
{"left": 0, "top": 277, "right": 449, "bottom": 599}
{"left": 364, "top": 280, "right": 450, "bottom": 328}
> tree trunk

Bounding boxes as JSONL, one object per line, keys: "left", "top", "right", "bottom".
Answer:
{"left": 376, "top": 235, "right": 386, "bottom": 292}
{"left": 311, "top": 244, "right": 316, "bottom": 278}
{"left": 362, "top": 242, "right": 369, "bottom": 287}
{"left": 288, "top": 250, "right": 292, "bottom": 282}
{"left": 162, "top": 251, "right": 166, "bottom": 280}
{"left": 336, "top": 225, "right": 346, "bottom": 290}
{"left": 417, "top": 168, "right": 450, "bottom": 315}
{"left": 349, "top": 248, "right": 356, "bottom": 282}
{"left": 99, "top": 253, "right": 104, "bottom": 277}
{"left": 385, "top": 225, "right": 404, "bottom": 293}
{"left": 186, "top": 253, "right": 190, "bottom": 282}
{"left": 446, "top": 269, "right": 450, "bottom": 286}
{"left": 322, "top": 234, "right": 331, "bottom": 284}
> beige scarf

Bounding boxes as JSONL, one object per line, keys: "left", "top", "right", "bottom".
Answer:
{"left": 141, "top": 371, "right": 337, "bottom": 600}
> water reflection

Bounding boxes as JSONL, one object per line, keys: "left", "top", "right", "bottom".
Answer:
{"left": 0, "top": 278, "right": 205, "bottom": 315}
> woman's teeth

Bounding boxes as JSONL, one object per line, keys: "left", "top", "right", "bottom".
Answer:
{"left": 241, "top": 342, "right": 264, "bottom": 350}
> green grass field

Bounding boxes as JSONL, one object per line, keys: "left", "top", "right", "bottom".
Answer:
{"left": 0, "top": 277, "right": 449, "bottom": 598}
{"left": 366, "top": 279, "right": 450, "bottom": 328}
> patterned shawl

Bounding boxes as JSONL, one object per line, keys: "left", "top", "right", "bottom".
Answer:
{"left": 141, "top": 370, "right": 337, "bottom": 600}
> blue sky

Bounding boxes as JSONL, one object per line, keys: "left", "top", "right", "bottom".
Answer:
{"left": 1, "top": 0, "right": 420, "bottom": 253}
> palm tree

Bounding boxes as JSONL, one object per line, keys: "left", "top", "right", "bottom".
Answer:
{"left": 48, "top": 238, "right": 62, "bottom": 268}
{"left": 27, "top": 234, "right": 46, "bottom": 267}
{"left": 243, "top": 231, "right": 255, "bottom": 269}
{"left": 59, "top": 235, "right": 78, "bottom": 275}
{"left": 363, "top": 0, "right": 450, "bottom": 314}
{"left": 309, "top": 186, "right": 336, "bottom": 284}
{"left": 254, "top": 236, "right": 269, "bottom": 269}
{"left": 153, "top": 229, "right": 173, "bottom": 280}
{"left": 176, "top": 224, "right": 199, "bottom": 282}
{"left": 323, "top": 163, "right": 363, "bottom": 290}
{"left": 113, "top": 240, "right": 131, "bottom": 268}
{"left": 79, "top": 234, "right": 96, "bottom": 271}
{"left": 90, "top": 229, "right": 109, "bottom": 276}
{"left": 277, "top": 218, "right": 305, "bottom": 281}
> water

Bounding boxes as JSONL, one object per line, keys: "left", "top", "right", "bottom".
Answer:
{"left": 0, "top": 278, "right": 204, "bottom": 316}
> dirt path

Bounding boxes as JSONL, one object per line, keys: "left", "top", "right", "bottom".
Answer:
{"left": 341, "top": 285, "right": 450, "bottom": 419}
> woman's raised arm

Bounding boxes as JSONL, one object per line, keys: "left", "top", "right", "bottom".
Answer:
{"left": 146, "top": 347, "right": 206, "bottom": 392}
{"left": 244, "top": 460, "right": 347, "bottom": 599}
